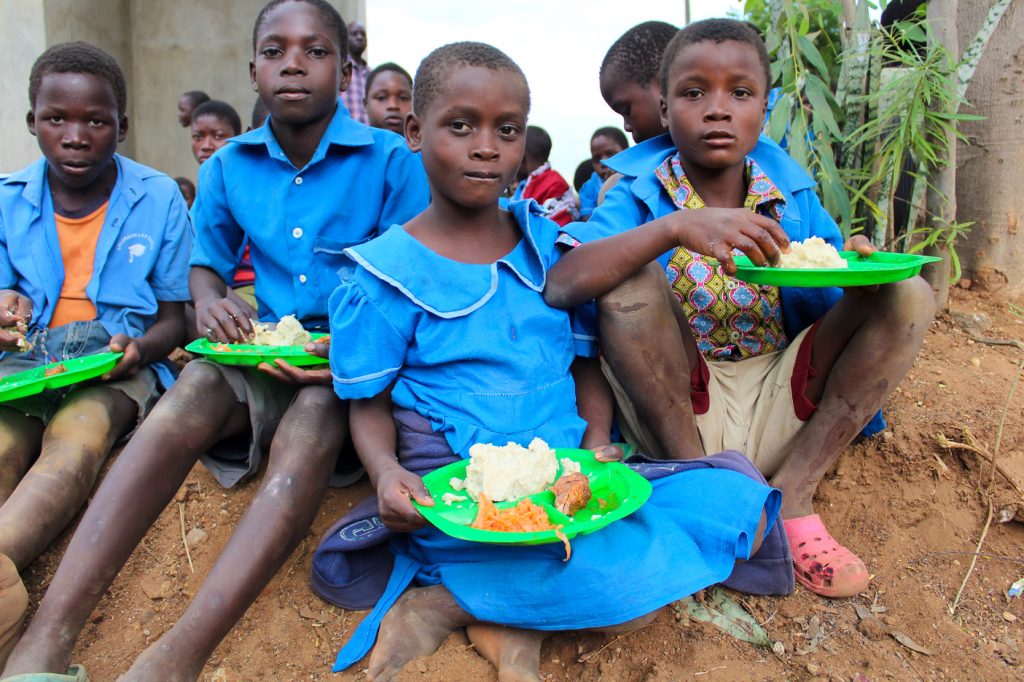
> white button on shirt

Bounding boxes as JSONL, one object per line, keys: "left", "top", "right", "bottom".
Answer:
{"left": 292, "top": 227, "right": 303, "bottom": 238}
{"left": 295, "top": 176, "right": 303, "bottom": 185}
{"left": 299, "top": 274, "right": 308, "bottom": 283}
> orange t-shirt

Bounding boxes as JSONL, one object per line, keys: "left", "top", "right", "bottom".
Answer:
{"left": 50, "top": 202, "right": 108, "bottom": 328}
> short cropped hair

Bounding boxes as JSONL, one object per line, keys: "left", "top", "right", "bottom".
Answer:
{"left": 591, "top": 126, "right": 629, "bottom": 150}
{"left": 660, "top": 19, "right": 771, "bottom": 95}
{"left": 366, "top": 62, "right": 412, "bottom": 95}
{"left": 413, "top": 41, "right": 529, "bottom": 116}
{"left": 252, "top": 0, "right": 347, "bottom": 57}
{"left": 192, "top": 99, "right": 242, "bottom": 135}
{"left": 573, "top": 159, "right": 593, "bottom": 192}
{"left": 525, "top": 126, "right": 552, "bottom": 163}
{"left": 175, "top": 176, "right": 196, "bottom": 194}
{"left": 600, "top": 21, "right": 679, "bottom": 87}
{"left": 29, "top": 42, "right": 128, "bottom": 115}
{"left": 181, "top": 90, "right": 210, "bottom": 108}
{"left": 251, "top": 97, "right": 269, "bottom": 129}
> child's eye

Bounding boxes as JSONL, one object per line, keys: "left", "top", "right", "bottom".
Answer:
{"left": 734, "top": 89, "right": 753, "bottom": 99}
{"left": 681, "top": 88, "right": 703, "bottom": 99}
{"left": 260, "top": 46, "right": 282, "bottom": 58}
{"left": 89, "top": 119, "right": 106, "bottom": 127}
{"left": 497, "top": 125, "right": 520, "bottom": 137}
{"left": 399, "top": 94, "right": 411, "bottom": 102}
{"left": 191, "top": 134, "right": 201, "bottom": 141}
{"left": 48, "top": 116, "right": 64, "bottom": 124}
{"left": 308, "top": 47, "right": 329, "bottom": 58}
{"left": 448, "top": 121, "right": 471, "bottom": 133}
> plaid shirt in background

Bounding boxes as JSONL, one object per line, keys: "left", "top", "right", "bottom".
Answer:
{"left": 342, "top": 55, "right": 370, "bottom": 124}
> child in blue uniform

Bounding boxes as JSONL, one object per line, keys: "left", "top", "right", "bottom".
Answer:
{"left": 546, "top": 19, "right": 936, "bottom": 598}
{"left": 317, "top": 42, "right": 784, "bottom": 681}
{"left": 3, "top": 2, "right": 428, "bottom": 680}
{"left": 0, "top": 42, "right": 190, "bottom": 664}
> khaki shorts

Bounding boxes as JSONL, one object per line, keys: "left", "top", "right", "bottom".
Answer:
{"left": 604, "top": 325, "right": 818, "bottom": 477}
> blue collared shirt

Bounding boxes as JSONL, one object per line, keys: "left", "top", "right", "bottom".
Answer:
{"left": 189, "top": 100, "right": 429, "bottom": 329}
{"left": 0, "top": 155, "right": 192, "bottom": 387}
{"left": 329, "top": 200, "right": 587, "bottom": 457}
{"left": 563, "top": 134, "right": 844, "bottom": 340}
{"left": 578, "top": 171, "right": 603, "bottom": 218}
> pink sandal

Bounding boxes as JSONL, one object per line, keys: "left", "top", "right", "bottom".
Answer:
{"left": 783, "top": 514, "right": 870, "bottom": 598}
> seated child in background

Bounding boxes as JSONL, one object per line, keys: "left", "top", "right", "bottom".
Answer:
{"left": 311, "top": 41, "right": 788, "bottom": 681}
{"left": 546, "top": 19, "right": 936, "bottom": 598}
{"left": 175, "top": 176, "right": 196, "bottom": 208}
{"left": 578, "top": 126, "right": 629, "bottom": 218}
{"left": 189, "top": 99, "right": 258, "bottom": 313}
{"left": 0, "top": 41, "right": 190, "bottom": 663}
{"left": 511, "top": 125, "right": 577, "bottom": 226}
{"left": 3, "top": 2, "right": 429, "bottom": 679}
{"left": 364, "top": 62, "right": 413, "bottom": 135}
{"left": 177, "top": 89, "right": 209, "bottom": 127}
{"left": 189, "top": 99, "right": 242, "bottom": 165}
{"left": 250, "top": 96, "right": 269, "bottom": 130}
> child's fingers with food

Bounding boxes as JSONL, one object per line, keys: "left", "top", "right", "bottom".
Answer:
{"left": 197, "top": 297, "right": 251, "bottom": 343}
{"left": 0, "top": 290, "right": 32, "bottom": 326}
{"left": 844, "top": 234, "right": 875, "bottom": 257}
{"left": 592, "top": 444, "right": 625, "bottom": 463}
{"left": 257, "top": 359, "right": 332, "bottom": 385}
{"left": 104, "top": 334, "right": 144, "bottom": 380}
{"left": 304, "top": 336, "right": 330, "bottom": 359}
{"left": 378, "top": 468, "right": 433, "bottom": 532}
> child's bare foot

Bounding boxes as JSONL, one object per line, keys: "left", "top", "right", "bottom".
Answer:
{"left": 0, "top": 554, "right": 28, "bottom": 668}
{"left": 117, "top": 636, "right": 202, "bottom": 682}
{"left": 466, "top": 623, "right": 544, "bottom": 682}
{"left": 367, "top": 585, "right": 474, "bottom": 681}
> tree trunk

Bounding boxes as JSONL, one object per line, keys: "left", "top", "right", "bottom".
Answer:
{"left": 956, "top": 0, "right": 1024, "bottom": 298}
{"left": 924, "top": 0, "right": 958, "bottom": 309}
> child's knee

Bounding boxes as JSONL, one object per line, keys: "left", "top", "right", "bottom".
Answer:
{"left": 597, "top": 261, "right": 668, "bottom": 322}
{"left": 881, "top": 275, "right": 937, "bottom": 325}
{"left": 166, "top": 361, "right": 233, "bottom": 408}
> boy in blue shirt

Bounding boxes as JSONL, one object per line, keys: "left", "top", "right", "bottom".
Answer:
{"left": 4, "top": 1, "right": 428, "bottom": 679}
{"left": 0, "top": 42, "right": 190, "bottom": 663}
{"left": 547, "top": 19, "right": 935, "bottom": 599}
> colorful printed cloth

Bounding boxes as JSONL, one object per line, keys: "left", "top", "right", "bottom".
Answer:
{"left": 656, "top": 155, "right": 789, "bottom": 360}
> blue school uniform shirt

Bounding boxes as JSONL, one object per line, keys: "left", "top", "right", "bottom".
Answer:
{"left": 565, "top": 134, "right": 843, "bottom": 340}
{"left": 578, "top": 171, "right": 602, "bottom": 219}
{"left": 329, "top": 200, "right": 588, "bottom": 457}
{"left": 0, "top": 155, "right": 192, "bottom": 388}
{"left": 189, "top": 100, "right": 429, "bottom": 329}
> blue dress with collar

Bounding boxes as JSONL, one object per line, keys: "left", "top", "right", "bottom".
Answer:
{"left": 326, "top": 200, "right": 782, "bottom": 670}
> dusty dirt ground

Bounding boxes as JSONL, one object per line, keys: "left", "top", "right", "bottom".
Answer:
{"left": 19, "top": 287, "right": 1024, "bottom": 681}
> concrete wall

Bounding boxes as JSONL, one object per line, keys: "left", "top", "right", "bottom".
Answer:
{"left": 1, "top": 0, "right": 364, "bottom": 178}
{"left": 0, "top": 1, "right": 47, "bottom": 173}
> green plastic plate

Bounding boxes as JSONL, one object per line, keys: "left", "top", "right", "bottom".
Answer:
{"left": 0, "top": 351, "right": 124, "bottom": 403}
{"left": 731, "top": 251, "right": 942, "bottom": 288}
{"left": 185, "top": 333, "right": 329, "bottom": 367}
{"left": 412, "top": 448, "right": 653, "bottom": 546}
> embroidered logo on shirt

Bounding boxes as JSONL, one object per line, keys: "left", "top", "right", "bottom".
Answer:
{"left": 116, "top": 233, "right": 155, "bottom": 264}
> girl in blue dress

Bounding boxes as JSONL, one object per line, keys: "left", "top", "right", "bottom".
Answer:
{"left": 322, "top": 42, "right": 787, "bottom": 681}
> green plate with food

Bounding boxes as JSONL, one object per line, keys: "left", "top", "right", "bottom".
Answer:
{"left": 731, "top": 250, "right": 941, "bottom": 288}
{"left": 412, "top": 444, "right": 652, "bottom": 547}
{"left": 185, "top": 333, "right": 329, "bottom": 367}
{"left": 0, "top": 351, "right": 124, "bottom": 403}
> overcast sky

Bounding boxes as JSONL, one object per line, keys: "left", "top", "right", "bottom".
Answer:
{"left": 365, "top": 0, "right": 745, "bottom": 188}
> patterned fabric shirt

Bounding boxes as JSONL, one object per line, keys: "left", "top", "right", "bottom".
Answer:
{"left": 656, "top": 154, "right": 789, "bottom": 360}
{"left": 512, "top": 162, "right": 579, "bottom": 226}
{"left": 342, "top": 55, "right": 369, "bottom": 124}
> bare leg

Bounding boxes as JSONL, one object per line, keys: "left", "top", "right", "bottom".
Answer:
{"left": 0, "top": 553, "right": 28, "bottom": 668}
{"left": 465, "top": 624, "right": 544, "bottom": 682}
{"left": 0, "top": 388, "right": 136, "bottom": 570}
{"left": 771, "top": 277, "right": 935, "bottom": 517}
{"left": 1, "top": 362, "right": 249, "bottom": 677}
{"left": 120, "top": 385, "right": 346, "bottom": 682}
{"left": 368, "top": 585, "right": 476, "bottom": 682}
{"left": 0, "top": 409, "right": 44, "bottom": 506}
{"left": 598, "top": 262, "right": 703, "bottom": 460}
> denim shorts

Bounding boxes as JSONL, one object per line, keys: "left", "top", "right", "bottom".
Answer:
{"left": 0, "top": 321, "right": 160, "bottom": 426}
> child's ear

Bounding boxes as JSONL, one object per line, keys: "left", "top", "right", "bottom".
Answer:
{"left": 659, "top": 96, "right": 669, "bottom": 129}
{"left": 405, "top": 112, "right": 423, "bottom": 152}
{"left": 338, "top": 60, "right": 352, "bottom": 94}
{"left": 118, "top": 115, "right": 129, "bottom": 143}
{"left": 26, "top": 110, "right": 37, "bottom": 137}
{"left": 249, "top": 60, "right": 257, "bottom": 92}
